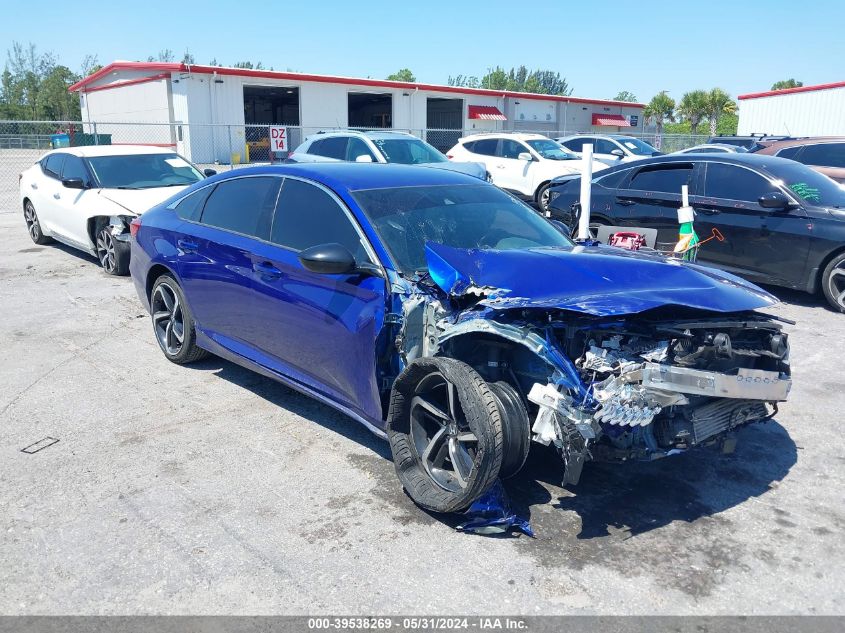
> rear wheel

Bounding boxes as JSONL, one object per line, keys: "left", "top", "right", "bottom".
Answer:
{"left": 150, "top": 275, "right": 208, "bottom": 364}
{"left": 96, "top": 226, "right": 130, "bottom": 276}
{"left": 822, "top": 252, "right": 845, "bottom": 313}
{"left": 387, "top": 357, "right": 503, "bottom": 513}
{"left": 23, "top": 200, "right": 51, "bottom": 245}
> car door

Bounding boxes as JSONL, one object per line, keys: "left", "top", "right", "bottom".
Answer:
{"left": 464, "top": 138, "right": 501, "bottom": 183}
{"left": 612, "top": 162, "right": 698, "bottom": 247}
{"left": 246, "top": 177, "right": 387, "bottom": 419}
{"left": 495, "top": 138, "right": 534, "bottom": 195}
{"left": 176, "top": 176, "right": 282, "bottom": 346}
{"left": 594, "top": 138, "right": 624, "bottom": 165}
{"left": 34, "top": 153, "right": 67, "bottom": 235}
{"left": 694, "top": 161, "right": 811, "bottom": 286}
{"left": 49, "top": 154, "right": 98, "bottom": 248}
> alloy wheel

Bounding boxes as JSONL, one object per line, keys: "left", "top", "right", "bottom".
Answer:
{"left": 410, "top": 372, "right": 478, "bottom": 492}
{"left": 539, "top": 187, "right": 551, "bottom": 211}
{"left": 24, "top": 202, "right": 41, "bottom": 242}
{"left": 828, "top": 261, "right": 845, "bottom": 310}
{"left": 152, "top": 282, "right": 185, "bottom": 356}
{"left": 96, "top": 228, "right": 117, "bottom": 273}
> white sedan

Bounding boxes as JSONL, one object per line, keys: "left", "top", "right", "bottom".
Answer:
{"left": 19, "top": 146, "right": 210, "bottom": 275}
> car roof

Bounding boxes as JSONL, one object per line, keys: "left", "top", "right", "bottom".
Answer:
{"left": 598, "top": 151, "right": 804, "bottom": 172}
{"left": 460, "top": 132, "right": 548, "bottom": 141}
{"left": 682, "top": 143, "right": 740, "bottom": 151}
{"left": 759, "top": 136, "right": 845, "bottom": 149}
{"left": 204, "top": 162, "right": 484, "bottom": 194}
{"left": 42, "top": 145, "right": 177, "bottom": 158}
{"left": 305, "top": 129, "right": 416, "bottom": 142}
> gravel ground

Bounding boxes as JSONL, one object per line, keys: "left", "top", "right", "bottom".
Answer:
{"left": 0, "top": 199, "right": 843, "bottom": 615}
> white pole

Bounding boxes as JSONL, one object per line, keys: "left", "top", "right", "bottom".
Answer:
{"left": 577, "top": 143, "right": 594, "bottom": 240}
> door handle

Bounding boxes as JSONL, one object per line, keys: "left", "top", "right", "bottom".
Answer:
{"left": 176, "top": 239, "right": 199, "bottom": 253}
{"left": 53, "top": 193, "right": 60, "bottom": 199}
{"left": 496, "top": 165, "right": 506, "bottom": 169}
{"left": 615, "top": 198, "right": 636, "bottom": 206}
{"left": 253, "top": 261, "right": 283, "bottom": 278}
{"left": 695, "top": 207, "right": 720, "bottom": 216}
{"left": 30, "top": 183, "right": 38, "bottom": 190}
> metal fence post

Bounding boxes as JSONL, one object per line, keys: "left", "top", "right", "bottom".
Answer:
{"left": 228, "top": 124, "right": 233, "bottom": 171}
{"left": 92, "top": 122, "right": 99, "bottom": 145}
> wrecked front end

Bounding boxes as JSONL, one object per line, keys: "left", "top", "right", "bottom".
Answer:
{"left": 395, "top": 243, "right": 792, "bottom": 488}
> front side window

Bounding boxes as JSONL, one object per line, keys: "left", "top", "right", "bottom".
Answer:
{"left": 499, "top": 139, "right": 527, "bottom": 159}
{"left": 766, "top": 161, "right": 845, "bottom": 207}
{"left": 617, "top": 137, "right": 659, "bottom": 156}
{"left": 352, "top": 184, "right": 572, "bottom": 274}
{"left": 199, "top": 177, "right": 281, "bottom": 238}
{"left": 61, "top": 155, "right": 89, "bottom": 183}
{"left": 43, "top": 153, "right": 66, "bottom": 178}
{"left": 703, "top": 163, "right": 778, "bottom": 202}
{"left": 525, "top": 139, "right": 577, "bottom": 161}
{"left": 799, "top": 143, "right": 845, "bottom": 168}
{"left": 629, "top": 164, "right": 693, "bottom": 194}
{"left": 370, "top": 138, "right": 447, "bottom": 164}
{"left": 594, "top": 139, "right": 619, "bottom": 155}
{"left": 86, "top": 153, "right": 203, "bottom": 189}
{"left": 346, "top": 137, "right": 377, "bottom": 162}
{"left": 271, "top": 179, "right": 368, "bottom": 261}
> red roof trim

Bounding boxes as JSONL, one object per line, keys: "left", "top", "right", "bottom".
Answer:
{"left": 80, "top": 73, "right": 170, "bottom": 94}
{"left": 592, "top": 113, "right": 631, "bottom": 126}
{"left": 69, "top": 61, "right": 645, "bottom": 108}
{"left": 738, "top": 80, "right": 845, "bottom": 100}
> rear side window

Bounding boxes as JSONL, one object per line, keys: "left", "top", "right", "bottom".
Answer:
{"left": 799, "top": 143, "right": 845, "bottom": 168}
{"left": 43, "top": 153, "right": 66, "bottom": 178}
{"left": 270, "top": 179, "right": 368, "bottom": 261}
{"left": 175, "top": 186, "right": 214, "bottom": 221}
{"left": 775, "top": 146, "right": 802, "bottom": 160}
{"left": 466, "top": 138, "right": 498, "bottom": 156}
{"left": 704, "top": 163, "right": 778, "bottom": 202}
{"left": 199, "top": 177, "right": 281, "bottom": 239}
{"left": 309, "top": 136, "right": 349, "bottom": 160}
{"left": 628, "top": 164, "right": 693, "bottom": 194}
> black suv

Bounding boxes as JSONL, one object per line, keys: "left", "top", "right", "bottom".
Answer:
{"left": 548, "top": 153, "right": 845, "bottom": 311}
{"left": 707, "top": 134, "right": 793, "bottom": 151}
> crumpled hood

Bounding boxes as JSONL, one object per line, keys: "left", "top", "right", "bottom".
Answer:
{"left": 99, "top": 186, "right": 188, "bottom": 215}
{"left": 424, "top": 242, "right": 778, "bottom": 316}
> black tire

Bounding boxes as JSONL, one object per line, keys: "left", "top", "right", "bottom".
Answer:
{"left": 150, "top": 274, "right": 209, "bottom": 364}
{"left": 488, "top": 381, "right": 531, "bottom": 479}
{"left": 535, "top": 182, "right": 552, "bottom": 214}
{"left": 23, "top": 200, "right": 52, "bottom": 245}
{"left": 387, "top": 357, "right": 504, "bottom": 513}
{"left": 821, "top": 252, "right": 845, "bottom": 313}
{"left": 95, "top": 225, "right": 130, "bottom": 276}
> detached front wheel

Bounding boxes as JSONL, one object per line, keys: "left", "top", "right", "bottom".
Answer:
{"left": 387, "top": 357, "right": 504, "bottom": 513}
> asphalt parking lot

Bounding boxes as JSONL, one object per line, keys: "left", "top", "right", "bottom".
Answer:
{"left": 1, "top": 198, "right": 843, "bottom": 615}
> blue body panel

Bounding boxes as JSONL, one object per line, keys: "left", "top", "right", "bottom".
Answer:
{"left": 131, "top": 164, "right": 781, "bottom": 436}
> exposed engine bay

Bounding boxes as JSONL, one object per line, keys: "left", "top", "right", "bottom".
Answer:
{"left": 397, "top": 283, "right": 792, "bottom": 486}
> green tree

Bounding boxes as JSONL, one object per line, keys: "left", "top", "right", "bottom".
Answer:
{"left": 386, "top": 68, "right": 415, "bottom": 82}
{"left": 705, "top": 88, "right": 737, "bottom": 136}
{"left": 448, "top": 74, "right": 480, "bottom": 88}
{"left": 147, "top": 49, "right": 174, "bottom": 63}
{"left": 39, "top": 66, "right": 80, "bottom": 120}
{"left": 613, "top": 91, "right": 637, "bottom": 102}
{"left": 677, "top": 89, "right": 709, "bottom": 135}
{"left": 643, "top": 91, "right": 676, "bottom": 139}
{"left": 182, "top": 50, "right": 195, "bottom": 64}
{"left": 1, "top": 41, "right": 83, "bottom": 120}
{"left": 480, "top": 66, "right": 509, "bottom": 90}
{"left": 233, "top": 61, "right": 264, "bottom": 70}
{"left": 771, "top": 78, "right": 803, "bottom": 90}
{"left": 528, "top": 70, "right": 571, "bottom": 96}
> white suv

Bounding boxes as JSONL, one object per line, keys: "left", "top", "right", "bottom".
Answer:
{"left": 556, "top": 134, "right": 662, "bottom": 166}
{"left": 289, "top": 130, "right": 487, "bottom": 180}
{"left": 446, "top": 133, "right": 606, "bottom": 211}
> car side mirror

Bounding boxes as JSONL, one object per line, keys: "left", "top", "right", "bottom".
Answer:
{"left": 355, "top": 154, "right": 374, "bottom": 163}
{"left": 203, "top": 168, "right": 217, "bottom": 177}
{"left": 61, "top": 177, "right": 85, "bottom": 189}
{"left": 298, "top": 243, "right": 358, "bottom": 274}
{"left": 610, "top": 149, "right": 625, "bottom": 158}
{"left": 517, "top": 152, "right": 533, "bottom": 162}
{"left": 758, "top": 191, "right": 793, "bottom": 210}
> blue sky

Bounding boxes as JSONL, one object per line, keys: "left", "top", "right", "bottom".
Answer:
{"left": 3, "top": 0, "right": 843, "bottom": 102}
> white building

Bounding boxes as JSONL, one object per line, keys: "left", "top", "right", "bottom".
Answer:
{"left": 738, "top": 81, "right": 845, "bottom": 136}
{"left": 69, "top": 61, "right": 645, "bottom": 163}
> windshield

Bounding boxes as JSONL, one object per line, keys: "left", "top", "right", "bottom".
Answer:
{"left": 617, "top": 137, "right": 659, "bottom": 156}
{"left": 769, "top": 162, "right": 845, "bottom": 208}
{"left": 370, "top": 138, "right": 448, "bottom": 164}
{"left": 352, "top": 184, "right": 573, "bottom": 274}
{"left": 525, "top": 139, "right": 578, "bottom": 161}
{"left": 86, "top": 153, "right": 203, "bottom": 189}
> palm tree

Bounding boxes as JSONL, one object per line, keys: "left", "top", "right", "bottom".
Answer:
{"left": 706, "top": 88, "right": 737, "bottom": 136}
{"left": 643, "top": 91, "right": 675, "bottom": 148}
{"left": 677, "top": 90, "right": 709, "bottom": 135}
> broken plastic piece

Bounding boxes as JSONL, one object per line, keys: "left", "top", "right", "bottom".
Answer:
{"left": 456, "top": 481, "right": 534, "bottom": 537}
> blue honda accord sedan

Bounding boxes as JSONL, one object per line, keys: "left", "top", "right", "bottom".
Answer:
{"left": 130, "top": 163, "right": 792, "bottom": 512}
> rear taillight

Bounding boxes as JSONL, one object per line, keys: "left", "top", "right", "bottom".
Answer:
{"left": 446, "top": 154, "right": 453, "bottom": 159}
{"left": 129, "top": 216, "right": 142, "bottom": 238}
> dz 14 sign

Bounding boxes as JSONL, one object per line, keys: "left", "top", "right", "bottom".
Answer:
{"left": 269, "top": 126, "right": 288, "bottom": 152}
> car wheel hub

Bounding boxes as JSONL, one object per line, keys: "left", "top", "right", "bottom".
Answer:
{"left": 829, "top": 262, "right": 845, "bottom": 309}
{"left": 96, "top": 228, "right": 116, "bottom": 272}
{"left": 152, "top": 283, "right": 185, "bottom": 356}
{"left": 24, "top": 203, "right": 40, "bottom": 240}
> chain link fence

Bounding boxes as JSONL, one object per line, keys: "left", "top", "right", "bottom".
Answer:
{"left": 1, "top": 119, "right": 708, "bottom": 213}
